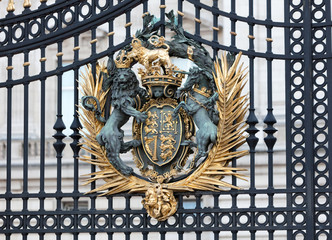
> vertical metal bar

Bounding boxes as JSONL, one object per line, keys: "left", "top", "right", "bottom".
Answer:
{"left": 142, "top": 208, "right": 148, "bottom": 240}
{"left": 195, "top": 194, "right": 202, "bottom": 240}
{"left": 143, "top": 0, "right": 148, "bottom": 14}
{"left": 246, "top": 1, "right": 258, "bottom": 239}
{"left": 108, "top": 1, "right": 114, "bottom": 51}
{"left": 284, "top": 0, "right": 292, "bottom": 238}
{"left": 53, "top": 40, "right": 65, "bottom": 240}
{"left": 213, "top": 193, "right": 220, "bottom": 240}
{"left": 230, "top": 9, "right": 240, "bottom": 240}
{"left": 90, "top": 196, "right": 96, "bottom": 240}
{"left": 326, "top": 1, "right": 332, "bottom": 238}
{"left": 231, "top": 191, "right": 238, "bottom": 240}
{"left": 303, "top": 0, "right": 315, "bottom": 238}
{"left": 177, "top": 0, "right": 183, "bottom": 27}
{"left": 212, "top": 0, "right": 219, "bottom": 58}
{"left": 107, "top": 196, "right": 114, "bottom": 240}
{"left": 160, "top": 222, "right": 166, "bottom": 240}
{"left": 39, "top": 46, "right": 46, "bottom": 240}
{"left": 71, "top": 34, "right": 80, "bottom": 195}
{"left": 91, "top": 0, "right": 96, "bottom": 15}
{"left": 160, "top": 0, "right": 165, "bottom": 36}
{"left": 71, "top": 34, "right": 80, "bottom": 240}
{"left": 264, "top": 1, "right": 276, "bottom": 239}
{"left": 90, "top": 27, "right": 97, "bottom": 194}
{"left": 178, "top": 194, "right": 183, "bottom": 240}
{"left": 265, "top": 0, "right": 275, "bottom": 188}
{"left": 5, "top": 54, "right": 13, "bottom": 240}
{"left": 194, "top": 3, "right": 200, "bottom": 37}
{"left": 125, "top": 196, "right": 131, "bottom": 240}
{"left": 126, "top": 10, "right": 131, "bottom": 39}
{"left": 23, "top": 50, "right": 29, "bottom": 196}
{"left": 106, "top": 16, "right": 114, "bottom": 121}
{"left": 90, "top": 28, "right": 97, "bottom": 240}
{"left": 22, "top": 50, "right": 30, "bottom": 240}
{"left": 39, "top": 47, "right": 46, "bottom": 194}
{"left": 230, "top": 0, "right": 236, "bottom": 47}
{"left": 91, "top": 27, "right": 97, "bottom": 57}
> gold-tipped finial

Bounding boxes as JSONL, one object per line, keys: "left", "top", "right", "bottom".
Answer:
{"left": 7, "top": 0, "right": 15, "bottom": 12}
{"left": 23, "top": 0, "right": 31, "bottom": 8}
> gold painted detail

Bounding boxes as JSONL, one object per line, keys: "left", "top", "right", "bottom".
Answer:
{"left": 140, "top": 99, "right": 182, "bottom": 167}
{"left": 142, "top": 12, "right": 150, "bottom": 18}
{"left": 115, "top": 50, "right": 133, "bottom": 68}
{"left": 40, "top": 57, "right": 47, "bottom": 62}
{"left": 7, "top": 0, "right": 15, "bottom": 12}
{"left": 187, "top": 92, "right": 208, "bottom": 111}
{"left": 177, "top": 11, "right": 184, "bottom": 16}
{"left": 193, "top": 85, "right": 212, "bottom": 98}
{"left": 24, "top": 0, "right": 31, "bottom": 8}
{"left": 194, "top": 18, "right": 201, "bottom": 24}
{"left": 266, "top": 38, "right": 273, "bottom": 42}
{"left": 230, "top": 31, "right": 237, "bottom": 36}
{"left": 23, "top": 62, "right": 30, "bottom": 67}
{"left": 144, "top": 136, "right": 158, "bottom": 161}
{"left": 143, "top": 110, "right": 159, "bottom": 161}
{"left": 90, "top": 39, "right": 97, "bottom": 44}
{"left": 125, "top": 22, "right": 132, "bottom": 28}
{"left": 248, "top": 35, "right": 255, "bottom": 39}
{"left": 187, "top": 46, "right": 194, "bottom": 61}
{"left": 180, "top": 108, "right": 193, "bottom": 139}
{"left": 144, "top": 110, "right": 158, "bottom": 135}
{"left": 161, "top": 111, "right": 177, "bottom": 133}
{"left": 160, "top": 134, "right": 176, "bottom": 162}
{"left": 212, "top": 26, "right": 219, "bottom": 31}
{"left": 73, "top": 46, "right": 80, "bottom": 51}
{"left": 142, "top": 184, "right": 177, "bottom": 222}
{"left": 122, "top": 35, "right": 185, "bottom": 88}
{"left": 129, "top": 35, "right": 171, "bottom": 73}
{"left": 79, "top": 41, "right": 248, "bottom": 222}
{"left": 6, "top": 66, "right": 13, "bottom": 70}
{"left": 133, "top": 97, "right": 193, "bottom": 180}
{"left": 56, "top": 52, "right": 63, "bottom": 57}
{"left": 107, "top": 31, "right": 115, "bottom": 36}
{"left": 159, "top": 5, "right": 166, "bottom": 8}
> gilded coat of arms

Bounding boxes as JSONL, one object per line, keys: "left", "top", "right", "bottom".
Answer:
{"left": 80, "top": 11, "right": 248, "bottom": 221}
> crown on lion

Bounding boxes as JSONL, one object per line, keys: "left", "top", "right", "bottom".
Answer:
{"left": 115, "top": 50, "right": 133, "bottom": 68}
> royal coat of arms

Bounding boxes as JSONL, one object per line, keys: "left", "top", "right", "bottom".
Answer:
{"left": 80, "top": 11, "right": 248, "bottom": 221}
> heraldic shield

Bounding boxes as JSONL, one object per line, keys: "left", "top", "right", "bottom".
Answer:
{"left": 80, "top": 11, "right": 248, "bottom": 222}
{"left": 133, "top": 98, "right": 194, "bottom": 176}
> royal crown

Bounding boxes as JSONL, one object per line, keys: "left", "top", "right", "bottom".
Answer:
{"left": 139, "top": 66, "right": 185, "bottom": 88}
{"left": 114, "top": 50, "right": 133, "bottom": 68}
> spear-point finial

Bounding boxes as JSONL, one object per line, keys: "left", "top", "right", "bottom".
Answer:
{"left": 7, "top": 0, "right": 15, "bottom": 12}
{"left": 23, "top": 0, "right": 31, "bottom": 8}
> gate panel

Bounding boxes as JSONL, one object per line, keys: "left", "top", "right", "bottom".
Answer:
{"left": 0, "top": 0, "right": 331, "bottom": 239}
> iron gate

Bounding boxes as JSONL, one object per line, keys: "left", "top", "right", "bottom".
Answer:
{"left": 0, "top": 0, "right": 331, "bottom": 239}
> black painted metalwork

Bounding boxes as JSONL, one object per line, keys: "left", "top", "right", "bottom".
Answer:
{"left": 0, "top": 0, "right": 331, "bottom": 239}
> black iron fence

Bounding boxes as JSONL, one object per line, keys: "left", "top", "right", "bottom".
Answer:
{"left": 0, "top": 0, "right": 331, "bottom": 239}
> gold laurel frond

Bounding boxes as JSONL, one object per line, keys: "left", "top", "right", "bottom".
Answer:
{"left": 79, "top": 62, "right": 148, "bottom": 195}
{"left": 170, "top": 52, "right": 248, "bottom": 191}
